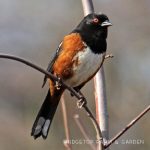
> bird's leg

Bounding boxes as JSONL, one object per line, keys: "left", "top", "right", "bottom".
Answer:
{"left": 71, "top": 84, "right": 84, "bottom": 97}
{"left": 72, "top": 87, "right": 87, "bottom": 108}
{"left": 77, "top": 91, "right": 87, "bottom": 108}
{"left": 99, "top": 53, "right": 114, "bottom": 70}
{"left": 55, "top": 75, "right": 61, "bottom": 90}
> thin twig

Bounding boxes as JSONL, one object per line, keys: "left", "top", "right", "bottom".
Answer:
{"left": 104, "top": 105, "right": 150, "bottom": 149}
{"left": 83, "top": 105, "right": 103, "bottom": 142}
{"left": 61, "top": 95, "right": 72, "bottom": 150}
{"left": 74, "top": 114, "right": 96, "bottom": 150}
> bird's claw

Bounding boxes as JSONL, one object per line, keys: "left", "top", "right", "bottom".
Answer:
{"left": 77, "top": 97, "right": 87, "bottom": 108}
{"left": 105, "top": 54, "right": 114, "bottom": 59}
{"left": 55, "top": 77, "right": 61, "bottom": 90}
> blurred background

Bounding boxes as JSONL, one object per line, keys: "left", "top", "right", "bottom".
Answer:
{"left": 0, "top": 0, "right": 149, "bottom": 150}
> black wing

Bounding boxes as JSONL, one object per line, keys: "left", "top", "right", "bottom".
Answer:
{"left": 42, "top": 42, "right": 62, "bottom": 88}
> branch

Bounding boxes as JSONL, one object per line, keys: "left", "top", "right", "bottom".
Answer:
{"left": 81, "top": 1, "right": 104, "bottom": 150}
{"left": 82, "top": 0, "right": 94, "bottom": 16}
{"left": 61, "top": 95, "right": 72, "bottom": 150}
{"left": 0, "top": 53, "right": 82, "bottom": 99}
{"left": 84, "top": 105, "right": 103, "bottom": 140}
{"left": 104, "top": 105, "right": 150, "bottom": 149}
{"left": 94, "top": 68, "right": 109, "bottom": 144}
{"left": 74, "top": 114, "right": 96, "bottom": 150}
{"left": 0, "top": 53, "right": 103, "bottom": 146}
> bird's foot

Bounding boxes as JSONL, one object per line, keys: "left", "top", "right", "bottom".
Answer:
{"left": 77, "top": 97, "right": 87, "bottom": 108}
{"left": 55, "top": 76, "right": 61, "bottom": 90}
{"left": 105, "top": 54, "right": 114, "bottom": 59}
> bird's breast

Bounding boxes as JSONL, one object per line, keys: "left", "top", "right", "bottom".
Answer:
{"left": 65, "top": 46, "right": 103, "bottom": 87}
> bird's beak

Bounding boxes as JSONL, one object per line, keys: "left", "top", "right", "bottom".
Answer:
{"left": 101, "top": 20, "right": 112, "bottom": 27}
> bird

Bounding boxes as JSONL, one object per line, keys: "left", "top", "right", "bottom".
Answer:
{"left": 31, "top": 13, "right": 112, "bottom": 139}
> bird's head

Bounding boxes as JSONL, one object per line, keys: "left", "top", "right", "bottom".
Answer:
{"left": 82, "top": 13, "right": 112, "bottom": 28}
{"left": 74, "top": 13, "right": 112, "bottom": 39}
{"left": 73, "top": 13, "right": 112, "bottom": 54}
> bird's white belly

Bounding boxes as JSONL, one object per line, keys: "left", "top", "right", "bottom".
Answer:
{"left": 65, "top": 47, "right": 103, "bottom": 87}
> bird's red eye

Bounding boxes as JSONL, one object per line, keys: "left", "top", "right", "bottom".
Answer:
{"left": 92, "top": 18, "right": 99, "bottom": 24}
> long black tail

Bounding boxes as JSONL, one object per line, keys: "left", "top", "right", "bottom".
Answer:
{"left": 31, "top": 90, "right": 62, "bottom": 139}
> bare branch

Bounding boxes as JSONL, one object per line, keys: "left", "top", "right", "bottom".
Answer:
{"left": 74, "top": 114, "right": 96, "bottom": 150}
{"left": 0, "top": 47, "right": 148, "bottom": 150}
{"left": 104, "top": 105, "right": 150, "bottom": 149}
{"left": 94, "top": 68, "right": 109, "bottom": 142}
{"left": 82, "top": 0, "right": 94, "bottom": 16}
{"left": 0, "top": 53, "right": 82, "bottom": 99}
{"left": 82, "top": 1, "right": 113, "bottom": 149}
{"left": 81, "top": 1, "right": 106, "bottom": 150}
{"left": 61, "top": 95, "right": 72, "bottom": 150}
{"left": 0, "top": 53, "right": 103, "bottom": 147}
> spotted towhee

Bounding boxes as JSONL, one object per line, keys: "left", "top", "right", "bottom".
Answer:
{"left": 31, "top": 13, "right": 112, "bottom": 139}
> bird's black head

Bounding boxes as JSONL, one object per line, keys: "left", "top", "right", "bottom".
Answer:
{"left": 73, "top": 13, "right": 112, "bottom": 54}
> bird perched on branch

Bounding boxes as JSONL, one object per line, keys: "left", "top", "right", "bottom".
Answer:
{"left": 31, "top": 13, "right": 112, "bottom": 139}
